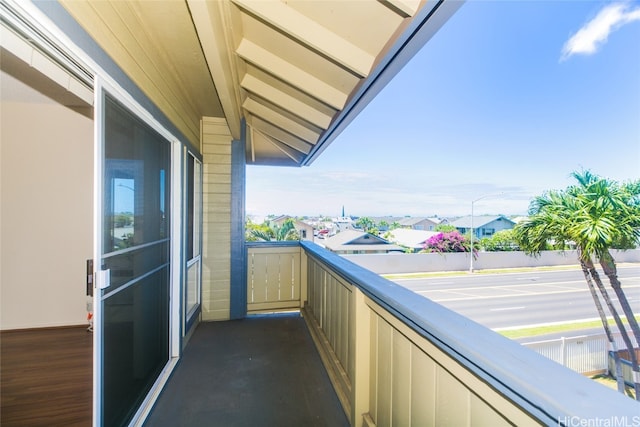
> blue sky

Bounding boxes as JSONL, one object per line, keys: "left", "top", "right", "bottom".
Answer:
{"left": 246, "top": 1, "right": 640, "bottom": 218}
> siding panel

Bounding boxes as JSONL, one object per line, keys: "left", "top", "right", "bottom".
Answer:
{"left": 201, "top": 117, "right": 232, "bottom": 320}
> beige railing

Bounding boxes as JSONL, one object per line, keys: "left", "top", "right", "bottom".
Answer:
{"left": 246, "top": 242, "right": 306, "bottom": 313}
{"left": 248, "top": 241, "right": 640, "bottom": 426}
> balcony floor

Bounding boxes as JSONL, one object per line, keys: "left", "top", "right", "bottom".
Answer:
{"left": 144, "top": 312, "right": 349, "bottom": 427}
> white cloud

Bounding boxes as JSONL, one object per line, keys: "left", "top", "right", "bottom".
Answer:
{"left": 561, "top": 3, "right": 640, "bottom": 60}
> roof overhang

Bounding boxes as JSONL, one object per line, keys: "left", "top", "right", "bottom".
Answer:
{"left": 57, "top": 0, "right": 462, "bottom": 166}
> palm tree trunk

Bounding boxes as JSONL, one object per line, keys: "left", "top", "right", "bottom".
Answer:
{"left": 579, "top": 259, "right": 625, "bottom": 393}
{"left": 598, "top": 250, "right": 640, "bottom": 348}
{"left": 586, "top": 261, "right": 640, "bottom": 400}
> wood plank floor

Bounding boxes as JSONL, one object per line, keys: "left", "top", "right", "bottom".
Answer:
{"left": 1, "top": 326, "right": 93, "bottom": 427}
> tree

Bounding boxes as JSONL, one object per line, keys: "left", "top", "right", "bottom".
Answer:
{"left": 422, "top": 231, "right": 474, "bottom": 254}
{"left": 356, "top": 217, "right": 378, "bottom": 234}
{"left": 480, "top": 229, "right": 519, "bottom": 251}
{"left": 435, "top": 224, "right": 457, "bottom": 233}
{"left": 247, "top": 218, "right": 300, "bottom": 241}
{"left": 514, "top": 170, "right": 640, "bottom": 398}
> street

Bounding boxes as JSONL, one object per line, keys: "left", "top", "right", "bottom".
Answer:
{"left": 390, "top": 265, "right": 640, "bottom": 330}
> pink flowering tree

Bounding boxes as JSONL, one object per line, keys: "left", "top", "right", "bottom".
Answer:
{"left": 422, "top": 231, "right": 476, "bottom": 256}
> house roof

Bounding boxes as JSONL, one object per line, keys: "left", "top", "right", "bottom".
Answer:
{"left": 386, "top": 229, "right": 439, "bottom": 249}
{"left": 323, "top": 229, "right": 402, "bottom": 252}
{"left": 398, "top": 217, "right": 436, "bottom": 226}
{"left": 271, "top": 215, "right": 312, "bottom": 229}
{"left": 450, "top": 215, "right": 516, "bottom": 228}
{"left": 57, "top": 0, "right": 461, "bottom": 166}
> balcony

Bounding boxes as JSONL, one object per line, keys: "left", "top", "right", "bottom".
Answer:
{"left": 146, "top": 241, "right": 638, "bottom": 426}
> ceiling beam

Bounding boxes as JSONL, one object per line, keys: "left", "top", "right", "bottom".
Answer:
{"left": 378, "top": 0, "right": 420, "bottom": 18}
{"left": 248, "top": 116, "right": 313, "bottom": 155}
{"left": 253, "top": 130, "right": 306, "bottom": 164}
{"left": 241, "top": 73, "right": 333, "bottom": 129}
{"left": 232, "top": 0, "right": 374, "bottom": 78}
{"left": 243, "top": 97, "right": 320, "bottom": 144}
{"left": 236, "top": 39, "right": 348, "bottom": 110}
{"left": 187, "top": 0, "right": 242, "bottom": 139}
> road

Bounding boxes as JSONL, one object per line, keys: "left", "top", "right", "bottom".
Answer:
{"left": 390, "top": 265, "right": 640, "bottom": 330}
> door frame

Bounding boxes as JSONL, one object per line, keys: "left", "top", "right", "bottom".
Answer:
{"left": 93, "top": 76, "right": 182, "bottom": 427}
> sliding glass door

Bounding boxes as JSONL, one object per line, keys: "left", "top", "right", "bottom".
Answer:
{"left": 95, "top": 90, "right": 172, "bottom": 426}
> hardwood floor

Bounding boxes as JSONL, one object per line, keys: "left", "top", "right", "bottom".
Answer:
{"left": 1, "top": 326, "right": 92, "bottom": 427}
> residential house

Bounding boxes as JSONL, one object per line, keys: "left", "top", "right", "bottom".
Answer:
{"left": 322, "top": 230, "right": 403, "bottom": 254}
{"left": 271, "top": 215, "right": 314, "bottom": 241}
{"left": 451, "top": 215, "right": 516, "bottom": 240}
{"left": 398, "top": 216, "right": 440, "bottom": 231}
{"left": 1, "top": 1, "right": 635, "bottom": 426}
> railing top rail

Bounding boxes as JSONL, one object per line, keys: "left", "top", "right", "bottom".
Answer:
{"left": 299, "top": 241, "right": 639, "bottom": 424}
{"left": 246, "top": 241, "right": 301, "bottom": 249}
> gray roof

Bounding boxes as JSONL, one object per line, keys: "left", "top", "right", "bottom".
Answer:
{"left": 398, "top": 217, "right": 437, "bottom": 226}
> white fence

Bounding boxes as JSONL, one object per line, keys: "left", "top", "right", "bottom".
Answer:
{"left": 344, "top": 249, "right": 640, "bottom": 274}
{"left": 522, "top": 332, "right": 634, "bottom": 376}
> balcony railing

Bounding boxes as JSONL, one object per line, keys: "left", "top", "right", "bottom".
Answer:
{"left": 247, "top": 241, "right": 639, "bottom": 426}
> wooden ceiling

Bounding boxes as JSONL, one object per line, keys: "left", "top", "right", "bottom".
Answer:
{"left": 59, "top": 0, "right": 460, "bottom": 166}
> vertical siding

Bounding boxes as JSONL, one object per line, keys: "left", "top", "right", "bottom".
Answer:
{"left": 246, "top": 246, "right": 301, "bottom": 312}
{"left": 368, "top": 310, "right": 517, "bottom": 427}
{"left": 201, "top": 117, "right": 232, "bottom": 320}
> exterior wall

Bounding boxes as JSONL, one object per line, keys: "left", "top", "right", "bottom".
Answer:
{"left": 1, "top": 99, "right": 93, "bottom": 329}
{"left": 478, "top": 218, "right": 514, "bottom": 238}
{"left": 201, "top": 117, "right": 233, "bottom": 320}
{"left": 344, "top": 249, "right": 640, "bottom": 275}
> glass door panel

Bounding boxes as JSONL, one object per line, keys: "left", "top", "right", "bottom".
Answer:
{"left": 99, "top": 93, "right": 171, "bottom": 426}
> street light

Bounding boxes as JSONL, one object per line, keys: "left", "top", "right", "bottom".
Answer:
{"left": 469, "top": 193, "right": 505, "bottom": 273}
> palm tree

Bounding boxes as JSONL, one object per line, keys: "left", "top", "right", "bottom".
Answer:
{"left": 250, "top": 218, "right": 299, "bottom": 242}
{"left": 569, "top": 171, "right": 640, "bottom": 347}
{"left": 514, "top": 170, "right": 640, "bottom": 398}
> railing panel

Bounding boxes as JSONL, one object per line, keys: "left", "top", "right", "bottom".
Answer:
{"left": 307, "top": 257, "right": 352, "bottom": 381}
{"left": 523, "top": 333, "right": 625, "bottom": 375}
{"left": 367, "top": 299, "right": 521, "bottom": 427}
{"left": 246, "top": 243, "right": 301, "bottom": 313}
{"left": 298, "top": 241, "right": 639, "bottom": 427}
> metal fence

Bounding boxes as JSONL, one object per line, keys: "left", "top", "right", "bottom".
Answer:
{"left": 522, "top": 332, "right": 634, "bottom": 376}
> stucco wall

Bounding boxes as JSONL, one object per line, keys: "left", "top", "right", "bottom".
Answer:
{"left": 343, "top": 249, "right": 640, "bottom": 275}
{"left": 1, "top": 100, "right": 93, "bottom": 330}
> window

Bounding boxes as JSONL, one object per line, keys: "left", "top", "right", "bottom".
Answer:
{"left": 185, "top": 153, "right": 202, "bottom": 325}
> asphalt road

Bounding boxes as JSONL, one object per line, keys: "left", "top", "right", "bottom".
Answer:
{"left": 391, "top": 265, "right": 640, "bottom": 330}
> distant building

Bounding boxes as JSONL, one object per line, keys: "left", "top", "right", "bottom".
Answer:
{"left": 384, "top": 229, "right": 439, "bottom": 252}
{"left": 271, "top": 215, "right": 314, "bottom": 241}
{"left": 398, "top": 217, "right": 440, "bottom": 231}
{"left": 450, "top": 215, "right": 516, "bottom": 240}
{"left": 333, "top": 216, "right": 354, "bottom": 233}
{"left": 322, "top": 230, "right": 403, "bottom": 254}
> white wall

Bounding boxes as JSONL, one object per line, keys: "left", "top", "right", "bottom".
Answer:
{"left": 1, "top": 97, "right": 93, "bottom": 329}
{"left": 343, "top": 249, "right": 640, "bottom": 275}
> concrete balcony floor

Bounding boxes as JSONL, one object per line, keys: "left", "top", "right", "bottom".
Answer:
{"left": 144, "top": 313, "right": 349, "bottom": 427}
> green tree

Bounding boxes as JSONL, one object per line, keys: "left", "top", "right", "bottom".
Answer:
{"left": 245, "top": 218, "right": 271, "bottom": 242}
{"left": 249, "top": 218, "right": 300, "bottom": 241}
{"left": 434, "top": 224, "right": 456, "bottom": 233}
{"left": 356, "top": 217, "right": 377, "bottom": 234}
{"left": 480, "top": 229, "right": 519, "bottom": 251}
{"left": 514, "top": 170, "right": 640, "bottom": 398}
